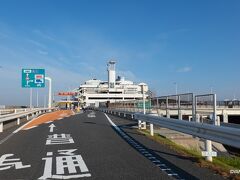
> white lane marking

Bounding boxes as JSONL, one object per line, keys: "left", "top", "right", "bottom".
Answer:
{"left": 13, "top": 114, "right": 45, "bottom": 134}
{"left": 24, "top": 126, "right": 37, "bottom": 130}
{"left": 148, "top": 157, "right": 156, "bottom": 159}
{"left": 46, "top": 134, "right": 74, "bottom": 145}
{"left": 104, "top": 113, "right": 183, "bottom": 180}
{"left": 162, "top": 168, "right": 171, "bottom": 171}
{"left": 49, "top": 123, "right": 56, "bottom": 133}
{"left": 47, "top": 152, "right": 53, "bottom": 156}
{"left": 0, "top": 134, "right": 15, "bottom": 145}
{"left": 87, "top": 112, "right": 96, "bottom": 118}
{"left": 39, "top": 150, "right": 91, "bottom": 179}
{"left": 39, "top": 157, "right": 52, "bottom": 179}
{"left": 51, "top": 174, "right": 91, "bottom": 179}
{"left": 45, "top": 121, "right": 53, "bottom": 124}
{"left": 0, "top": 154, "right": 31, "bottom": 170}
{"left": 58, "top": 149, "right": 77, "bottom": 156}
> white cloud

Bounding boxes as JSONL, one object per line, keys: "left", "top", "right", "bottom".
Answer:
{"left": 33, "top": 29, "right": 55, "bottom": 41}
{"left": 38, "top": 49, "right": 48, "bottom": 55}
{"left": 27, "top": 39, "right": 46, "bottom": 49}
{"left": 177, "top": 66, "right": 192, "bottom": 73}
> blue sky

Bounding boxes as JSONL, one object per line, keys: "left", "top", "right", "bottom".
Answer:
{"left": 0, "top": 0, "right": 240, "bottom": 106}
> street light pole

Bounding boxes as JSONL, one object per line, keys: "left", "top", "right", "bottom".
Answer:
{"left": 45, "top": 77, "right": 52, "bottom": 108}
{"left": 36, "top": 89, "right": 39, "bottom": 107}
{"left": 30, "top": 88, "right": 32, "bottom": 109}
{"left": 143, "top": 89, "right": 146, "bottom": 115}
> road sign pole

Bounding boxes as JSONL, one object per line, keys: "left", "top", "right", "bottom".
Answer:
{"left": 45, "top": 77, "right": 52, "bottom": 108}
{"left": 44, "top": 95, "right": 46, "bottom": 108}
{"left": 30, "top": 88, "right": 32, "bottom": 109}
{"left": 36, "top": 89, "right": 39, "bottom": 107}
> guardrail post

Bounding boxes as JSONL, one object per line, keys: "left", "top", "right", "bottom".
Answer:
{"left": 138, "top": 120, "right": 142, "bottom": 129}
{"left": 178, "top": 110, "right": 182, "bottom": 120}
{"left": 0, "top": 122, "right": 3, "bottom": 132}
{"left": 213, "top": 94, "right": 217, "bottom": 126}
{"left": 205, "top": 139, "right": 213, "bottom": 162}
{"left": 166, "top": 109, "right": 170, "bottom": 118}
{"left": 14, "top": 109, "right": 17, "bottom": 114}
{"left": 26, "top": 115, "right": 29, "bottom": 121}
{"left": 150, "top": 123, "right": 154, "bottom": 136}
{"left": 217, "top": 116, "right": 220, "bottom": 126}
{"left": 17, "top": 118, "right": 20, "bottom": 125}
{"left": 142, "top": 122, "right": 146, "bottom": 129}
{"left": 196, "top": 114, "right": 200, "bottom": 123}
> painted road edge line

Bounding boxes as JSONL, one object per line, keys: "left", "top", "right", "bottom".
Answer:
{"left": 24, "top": 126, "right": 37, "bottom": 130}
{"left": 13, "top": 113, "right": 46, "bottom": 134}
{"left": 0, "top": 114, "right": 46, "bottom": 144}
{"left": 104, "top": 113, "right": 184, "bottom": 180}
{"left": 45, "top": 121, "right": 53, "bottom": 124}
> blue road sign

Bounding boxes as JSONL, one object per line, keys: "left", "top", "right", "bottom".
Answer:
{"left": 22, "top": 69, "right": 45, "bottom": 88}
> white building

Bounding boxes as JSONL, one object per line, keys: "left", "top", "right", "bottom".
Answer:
{"left": 76, "top": 61, "right": 148, "bottom": 107}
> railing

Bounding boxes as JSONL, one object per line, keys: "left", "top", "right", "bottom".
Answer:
{"left": 135, "top": 113, "right": 240, "bottom": 148}
{"left": 0, "top": 107, "right": 58, "bottom": 132}
{"left": 0, "top": 108, "right": 32, "bottom": 115}
{"left": 99, "top": 108, "right": 240, "bottom": 149}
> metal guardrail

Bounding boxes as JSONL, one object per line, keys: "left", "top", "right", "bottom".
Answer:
{"left": 99, "top": 108, "right": 240, "bottom": 149}
{"left": 135, "top": 113, "right": 240, "bottom": 149}
{"left": 0, "top": 108, "right": 32, "bottom": 115}
{"left": 0, "top": 107, "right": 58, "bottom": 132}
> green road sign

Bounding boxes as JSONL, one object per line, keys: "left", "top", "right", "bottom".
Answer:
{"left": 137, "top": 101, "right": 152, "bottom": 109}
{"left": 22, "top": 69, "right": 45, "bottom": 88}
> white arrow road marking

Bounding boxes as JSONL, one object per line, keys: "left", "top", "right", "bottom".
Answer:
{"left": 49, "top": 124, "right": 56, "bottom": 133}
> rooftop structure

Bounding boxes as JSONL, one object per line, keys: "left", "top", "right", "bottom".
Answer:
{"left": 76, "top": 61, "right": 149, "bottom": 107}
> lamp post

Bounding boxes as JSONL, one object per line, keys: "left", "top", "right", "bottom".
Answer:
{"left": 30, "top": 88, "right": 32, "bottom": 109}
{"left": 45, "top": 77, "right": 52, "bottom": 108}
{"left": 139, "top": 83, "right": 147, "bottom": 114}
{"left": 36, "top": 89, "right": 39, "bottom": 107}
{"left": 139, "top": 83, "right": 148, "bottom": 130}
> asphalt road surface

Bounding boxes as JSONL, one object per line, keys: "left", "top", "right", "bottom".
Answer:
{"left": 0, "top": 110, "right": 225, "bottom": 180}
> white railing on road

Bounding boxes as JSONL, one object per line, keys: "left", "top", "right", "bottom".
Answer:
{"left": 0, "top": 108, "right": 32, "bottom": 115}
{"left": 100, "top": 108, "right": 240, "bottom": 149}
{"left": 0, "top": 107, "right": 58, "bottom": 132}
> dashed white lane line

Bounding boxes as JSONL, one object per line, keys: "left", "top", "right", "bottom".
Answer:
{"left": 104, "top": 113, "right": 184, "bottom": 180}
